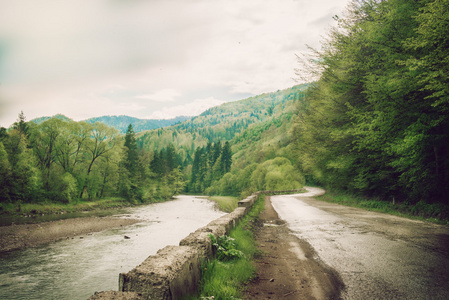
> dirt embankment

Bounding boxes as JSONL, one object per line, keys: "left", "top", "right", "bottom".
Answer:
{"left": 243, "top": 196, "right": 343, "bottom": 299}
{"left": 0, "top": 217, "right": 142, "bottom": 253}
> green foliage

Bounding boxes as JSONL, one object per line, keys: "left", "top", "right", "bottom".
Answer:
{"left": 194, "top": 195, "right": 264, "bottom": 299}
{"left": 84, "top": 115, "right": 191, "bottom": 134}
{"left": 319, "top": 191, "right": 449, "bottom": 224}
{"left": 207, "top": 196, "right": 239, "bottom": 213}
{"left": 209, "top": 234, "right": 244, "bottom": 261}
{"left": 31, "top": 114, "right": 191, "bottom": 134}
{"left": 1, "top": 112, "right": 186, "bottom": 205}
{"left": 293, "top": 0, "right": 449, "bottom": 203}
{"left": 136, "top": 85, "right": 306, "bottom": 161}
{"left": 189, "top": 141, "right": 231, "bottom": 194}
{"left": 0, "top": 142, "right": 12, "bottom": 202}
{"left": 199, "top": 259, "right": 252, "bottom": 300}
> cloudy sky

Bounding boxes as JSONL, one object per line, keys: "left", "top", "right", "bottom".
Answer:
{"left": 0, "top": 0, "right": 349, "bottom": 127}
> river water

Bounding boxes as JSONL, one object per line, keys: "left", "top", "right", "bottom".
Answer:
{"left": 0, "top": 195, "right": 225, "bottom": 300}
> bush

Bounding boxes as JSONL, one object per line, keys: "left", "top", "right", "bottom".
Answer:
{"left": 209, "top": 234, "right": 244, "bottom": 261}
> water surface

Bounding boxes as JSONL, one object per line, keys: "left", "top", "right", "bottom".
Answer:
{"left": 0, "top": 195, "right": 224, "bottom": 300}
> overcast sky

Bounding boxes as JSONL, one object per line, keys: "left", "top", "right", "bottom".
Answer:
{"left": 0, "top": 0, "right": 349, "bottom": 127}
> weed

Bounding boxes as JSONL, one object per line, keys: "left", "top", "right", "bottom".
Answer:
{"left": 208, "top": 196, "right": 239, "bottom": 213}
{"left": 189, "top": 195, "right": 265, "bottom": 300}
{"left": 209, "top": 234, "right": 244, "bottom": 261}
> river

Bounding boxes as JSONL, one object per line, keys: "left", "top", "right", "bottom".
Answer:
{"left": 0, "top": 195, "right": 225, "bottom": 300}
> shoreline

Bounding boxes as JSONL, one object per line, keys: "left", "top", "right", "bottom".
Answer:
{"left": 0, "top": 216, "right": 142, "bottom": 253}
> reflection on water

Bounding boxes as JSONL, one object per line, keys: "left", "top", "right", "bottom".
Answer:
{"left": 0, "top": 196, "right": 224, "bottom": 300}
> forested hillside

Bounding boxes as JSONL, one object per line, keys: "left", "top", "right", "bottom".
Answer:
{"left": 0, "top": 85, "right": 306, "bottom": 205}
{"left": 1, "top": 0, "right": 448, "bottom": 213}
{"left": 137, "top": 85, "right": 306, "bottom": 161}
{"left": 293, "top": 0, "right": 449, "bottom": 204}
{"left": 135, "top": 85, "right": 308, "bottom": 197}
{"left": 31, "top": 114, "right": 191, "bottom": 134}
{"left": 85, "top": 115, "right": 191, "bottom": 134}
{"left": 0, "top": 114, "right": 185, "bottom": 204}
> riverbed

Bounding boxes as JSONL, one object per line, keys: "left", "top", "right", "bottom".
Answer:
{"left": 0, "top": 195, "right": 225, "bottom": 300}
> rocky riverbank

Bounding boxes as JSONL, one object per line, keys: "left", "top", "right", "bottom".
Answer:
{"left": 0, "top": 216, "right": 142, "bottom": 253}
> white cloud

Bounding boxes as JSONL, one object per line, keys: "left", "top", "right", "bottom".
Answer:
{"left": 148, "top": 97, "right": 225, "bottom": 119}
{"left": 135, "top": 89, "right": 181, "bottom": 103}
{"left": 0, "top": 0, "right": 350, "bottom": 127}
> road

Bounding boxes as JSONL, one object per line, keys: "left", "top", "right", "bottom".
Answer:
{"left": 271, "top": 187, "right": 449, "bottom": 299}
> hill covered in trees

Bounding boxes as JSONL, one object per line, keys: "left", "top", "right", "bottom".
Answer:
{"left": 84, "top": 115, "right": 191, "bottom": 134}
{"left": 0, "top": 85, "right": 307, "bottom": 205}
{"left": 136, "top": 85, "right": 306, "bottom": 160}
{"left": 31, "top": 114, "right": 191, "bottom": 134}
{"left": 1, "top": 0, "right": 448, "bottom": 217}
{"left": 293, "top": 0, "right": 449, "bottom": 204}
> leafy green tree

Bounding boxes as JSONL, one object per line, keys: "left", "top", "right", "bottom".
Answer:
{"left": 31, "top": 118, "right": 63, "bottom": 193}
{"left": 5, "top": 130, "right": 42, "bottom": 202}
{"left": 168, "top": 167, "right": 186, "bottom": 195}
{"left": 79, "top": 123, "right": 120, "bottom": 199}
{"left": 0, "top": 142, "right": 12, "bottom": 202}
{"left": 293, "top": 0, "right": 449, "bottom": 203}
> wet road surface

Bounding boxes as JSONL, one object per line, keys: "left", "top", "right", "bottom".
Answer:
{"left": 271, "top": 187, "right": 449, "bottom": 299}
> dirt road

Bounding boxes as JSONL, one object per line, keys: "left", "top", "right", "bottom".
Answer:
{"left": 243, "top": 192, "right": 343, "bottom": 299}
{"left": 246, "top": 187, "right": 449, "bottom": 299}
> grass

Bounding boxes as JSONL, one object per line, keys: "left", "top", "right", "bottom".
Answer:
{"left": 187, "top": 195, "right": 264, "bottom": 300}
{"left": 0, "top": 197, "right": 137, "bottom": 216}
{"left": 318, "top": 191, "right": 449, "bottom": 225}
{"left": 207, "top": 196, "right": 240, "bottom": 213}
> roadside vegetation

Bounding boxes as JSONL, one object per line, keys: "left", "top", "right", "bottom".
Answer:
{"left": 319, "top": 191, "right": 449, "bottom": 225}
{"left": 207, "top": 196, "right": 239, "bottom": 213}
{"left": 293, "top": 0, "right": 449, "bottom": 206}
{"left": 2, "top": 0, "right": 448, "bottom": 223}
{"left": 188, "top": 195, "right": 264, "bottom": 299}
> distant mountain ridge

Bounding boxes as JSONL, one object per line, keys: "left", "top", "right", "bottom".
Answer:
{"left": 84, "top": 115, "right": 191, "bottom": 134}
{"left": 137, "top": 84, "right": 307, "bottom": 154}
{"left": 31, "top": 114, "right": 192, "bottom": 134}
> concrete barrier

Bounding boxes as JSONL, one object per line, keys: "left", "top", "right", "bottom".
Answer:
{"left": 118, "top": 245, "right": 201, "bottom": 299}
{"left": 88, "top": 190, "right": 304, "bottom": 299}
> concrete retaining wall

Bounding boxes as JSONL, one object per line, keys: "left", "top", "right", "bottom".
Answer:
{"left": 88, "top": 189, "right": 303, "bottom": 300}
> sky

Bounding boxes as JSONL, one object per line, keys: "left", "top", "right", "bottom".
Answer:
{"left": 0, "top": 0, "right": 349, "bottom": 128}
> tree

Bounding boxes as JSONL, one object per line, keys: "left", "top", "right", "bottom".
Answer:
{"left": 293, "top": 0, "right": 449, "bottom": 202}
{"left": 221, "top": 141, "right": 232, "bottom": 174}
{"left": 124, "top": 124, "right": 138, "bottom": 176}
{"left": 31, "top": 118, "right": 62, "bottom": 193}
{"left": 12, "top": 111, "right": 29, "bottom": 137}
{"left": 0, "top": 142, "right": 12, "bottom": 202}
{"left": 5, "top": 130, "right": 42, "bottom": 202}
{"left": 79, "top": 123, "right": 120, "bottom": 199}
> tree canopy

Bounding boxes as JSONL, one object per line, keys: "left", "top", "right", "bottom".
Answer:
{"left": 293, "top": 0, "right": 449, "bottom": 203}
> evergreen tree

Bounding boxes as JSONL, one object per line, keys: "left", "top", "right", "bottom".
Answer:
{"left": 124, "top": 124, "right": 138, "bottom": 175}
{"left": 12, "top": 111, "right": 29, "bottom": 137}
{"left": 150, "top": 151, "right": 165, "bottom": 175}
{"left": 221, "top": 141, "right": 232, "bottom": 174}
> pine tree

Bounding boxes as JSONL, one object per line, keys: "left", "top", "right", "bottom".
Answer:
{"left": 221, "top": 141, "right": 232, "bottom": 174}
{"left": 124, "top": 124, "right": 138, "bottom": 175}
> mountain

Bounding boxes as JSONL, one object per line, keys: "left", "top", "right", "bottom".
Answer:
{"left": 31, "top": 114, "right": 192, "bottom": 134}
{"left": 137, "top": 84, "right": 307, "bottom": 160}
{"left": 31, "top": 114, "right": 73, "bottom": 124}
{"left": 135, "top": 84, "right": 308, "bottom": 197}
{"left": 84, "top": 115, "right": 191, "bottom": 134}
